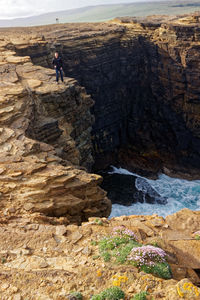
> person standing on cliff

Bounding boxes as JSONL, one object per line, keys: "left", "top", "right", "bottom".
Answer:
{"left": 52, "top": 52, "right": 64, "bottom": 84}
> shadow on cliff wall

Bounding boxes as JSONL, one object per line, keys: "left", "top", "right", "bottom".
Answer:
{"left": 14, "top": 31, "right": 200, "bottom": 177}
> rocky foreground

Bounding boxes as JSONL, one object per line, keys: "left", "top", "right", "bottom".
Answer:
{"left": 0, "top": 209, "right": 199, "bottom": 299}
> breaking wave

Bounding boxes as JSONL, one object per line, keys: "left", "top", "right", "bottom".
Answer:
{"left": 109, "top": 166, "right": 200, "bottom": 218}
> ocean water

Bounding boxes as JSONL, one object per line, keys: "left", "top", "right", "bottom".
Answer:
{"left": 109, "top": 166, "right": 200, "bottom": 218}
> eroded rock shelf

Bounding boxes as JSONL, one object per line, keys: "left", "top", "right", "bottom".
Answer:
{"left": 0, "top": 42, "right": 111, "bottom": 222}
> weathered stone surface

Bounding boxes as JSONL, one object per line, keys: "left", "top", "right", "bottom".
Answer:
{"left": 0, "top": 210, "right": 199, "bottom": 299}
{"left": 0, "top": 45, "right": 111, "bottom": 222}
{"left": 6, "top": 14, "right": 200, "bottom": 177}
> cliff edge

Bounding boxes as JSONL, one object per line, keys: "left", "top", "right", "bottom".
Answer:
{"left": 0, "top": 43, "right": 111, "bottom": 223}
{"left": 6, "top": 12, "right": 200, "bottom": 177}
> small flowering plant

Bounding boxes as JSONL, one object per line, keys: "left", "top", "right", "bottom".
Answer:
{"left": 98, "top": 227, "right": 172, "bottom": 279}
{"left": 128, "top": 245, "right": 166, "bottom": 267}
{"left": 194, "top": 231, "right": 200, "bottom": 240}
{"left": 112, "top": 226, "right": 137, "bottom": 241}
{"left": 128, "top": 245, "right": 172, "bottom": 279}
{"left": 98, "top": 226, "right": 139, "bottom": 264}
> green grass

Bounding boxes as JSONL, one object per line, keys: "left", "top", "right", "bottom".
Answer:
{"left": 98, "top": 234, "right": 172, "bottom": 279}
{"left": 101, "top": 251, "right": 111, "bottom": 262}
{"left": 98, "top": 236, "right": 141, "bottom": 263}
{"left": 91, "top": 287, "right": 125, "bottom": 300}
{"left": 69, "top": 291, "right": 83, "bottom": 300}
{"left": 131, "top": 291, "right": 148, "bottom": 300}
{"left": 92, "top": 255, "right": 100, "bottom": 260}
{"left": 113, "top": 241, "right": 141, "bottom": 264}
{"left": 91, "top": 296, "right": 102, "bottom": 300}
{"left": 95, "top": 218, "right": 103, "bottom": 226}
{"left": 99, "top": 236, "right": 139, "bottom": 251}
{"left": 91, "top": 240, "right": 98, "bottom": 246}
{"left": 140, "top": 262, "right": 172, "bottom": 280}
{"left": 56, "top": 2, "right": 200, "bottom": 24}
{"left": 1, "top": 257, "right": 6, "bottom": 264}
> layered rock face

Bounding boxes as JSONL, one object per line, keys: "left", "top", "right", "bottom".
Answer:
{"left": 1, "top": 14, "right": 200, "bottom": 221}
{"left": 0, "top": 42, "right": 111, "bottom": 222}
{"left": 10, "top": 13, "right": 200, "bottom": 176}
{"left": 1, "top": 14, "right": 200, "bottom": 223}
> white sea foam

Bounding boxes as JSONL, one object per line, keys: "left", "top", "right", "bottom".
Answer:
{"left": 109, "top": 166, "right": 200, "bottom": 218}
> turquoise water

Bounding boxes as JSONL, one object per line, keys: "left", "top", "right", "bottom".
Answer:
{"left": 109, "top": 166, "right": 200, "bottom": 218}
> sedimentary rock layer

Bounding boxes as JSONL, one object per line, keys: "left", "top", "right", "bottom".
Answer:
{"left": 7, "top": 13, "right": 200, "bottom": 176}
{"left": 1, "top": 13, "right": 200, "bottom": 220}
{"left": 0, "top": 44, "right": 111, "bottom": 222}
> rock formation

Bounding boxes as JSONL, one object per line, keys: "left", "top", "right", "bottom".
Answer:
{"left": 0, "top": 12, "right": 200, "bottom": 299}
{"left": 0, "top": 42, "right": 111, "bottom": 223}
{"left": 7, "top": 13, "right": 200, "bottom": 177}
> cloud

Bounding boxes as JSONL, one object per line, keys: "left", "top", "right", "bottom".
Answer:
{"left": 0, "top": 0, "right": 152, "bottom": 19}
{"left": 0, "top": 0, "right": 45, "bottom": 18}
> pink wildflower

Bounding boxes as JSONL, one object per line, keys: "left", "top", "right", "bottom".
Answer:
{"left": 194, "top": 231, "right": 200, "bottom": 236}
{"left": 112, "top": 226, "right": 137, "bottom": 240}
{"left": 194, "top": 231, "right": 200, "bottom": 239}
{"left": 128, "top": 245, "right": 167, "bottom": 267}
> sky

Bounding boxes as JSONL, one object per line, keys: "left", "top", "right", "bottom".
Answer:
{"left": 0, "top": 0, "right": 163, "bottom": 19}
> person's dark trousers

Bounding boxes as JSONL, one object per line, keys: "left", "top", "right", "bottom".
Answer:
{"left": 56, "top": 68, "right": 64, "bottom": 82}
